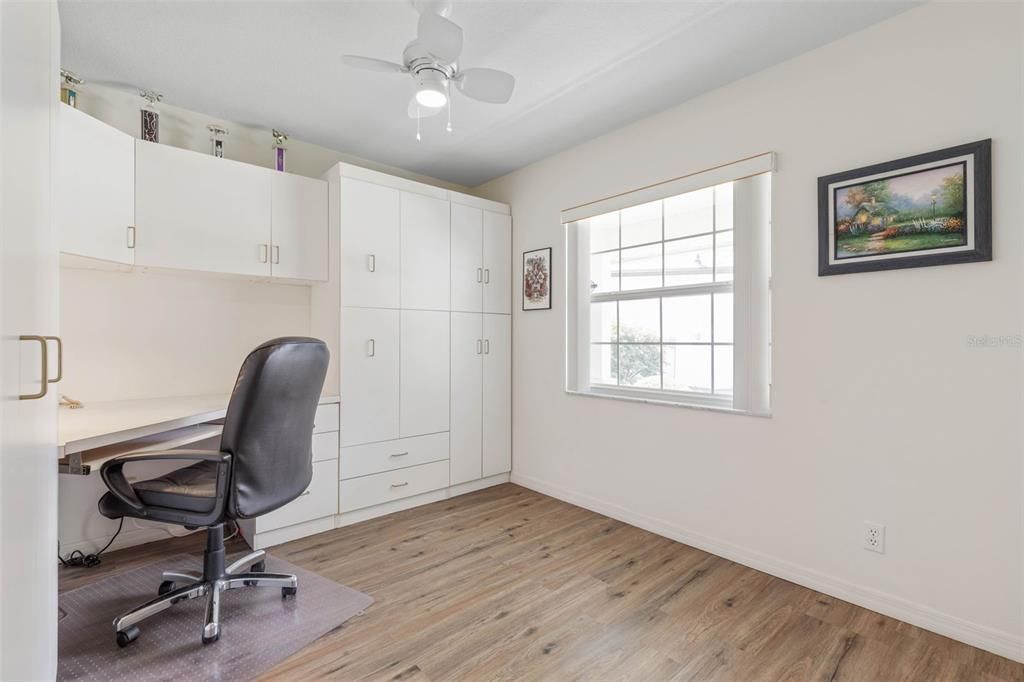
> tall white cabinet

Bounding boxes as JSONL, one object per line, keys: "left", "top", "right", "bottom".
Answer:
{"left": 317, "top": 165, "right": 512, "bottom": 526}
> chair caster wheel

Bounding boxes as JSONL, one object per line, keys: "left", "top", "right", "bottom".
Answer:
{"left": 251, "top": 560, "right": 265, "bottom": 573}
{"left": 282, "top": 586, "right": 297, "bottom": 599}
{"left": 202, "top": 632, "right": 220, "bottom": 645}
{"left": 116, "top": 625, "right": 140, "bottom": 648}
{"left": 158, "top": 580, "right": 175, "bottom": 596}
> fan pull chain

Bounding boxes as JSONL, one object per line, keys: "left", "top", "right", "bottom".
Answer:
{"left": 446, "top": 81, "right": 453, "bottom": 133}
{"left": 416, "top": 107, "right": 421, "bottom": 142}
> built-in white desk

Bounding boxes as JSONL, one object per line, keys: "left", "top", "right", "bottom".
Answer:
{"left": 58, "top": 393, "right": 341, "bottom": 475}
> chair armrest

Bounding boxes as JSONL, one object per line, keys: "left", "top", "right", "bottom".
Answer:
{"left": 100, "top": 450, "right": 232, "bottom": 512}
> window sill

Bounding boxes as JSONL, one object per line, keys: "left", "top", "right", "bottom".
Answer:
{"left": 565, "top": 387, "right": 771, "bottom": 418}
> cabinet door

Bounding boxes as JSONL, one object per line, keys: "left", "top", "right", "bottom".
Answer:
{"left": 451, "top": 203, "right": 482, "bottom": 313}
{"left": 482, "top": 313, "right": 511, "bottom": 477}
{"left": 340, "top": 307, "right": 399, "bottom": 446}
{"left": 339, "top": 177, "right": 400, "bottom": 308}
{"left": 401, "top": 192, "right": 450, "bottom": 310}
{"left": 482, "top": 211, "right": 512, "bottom": 314}
{"left": 450, "top": 312, "right": 482, "bottom": 485}
{"left": 134, "top": 140, "right": 271, "bottom": 276}
{"left": 400, "top": 310, "right": 450, "bottom": 438}
{"left": 271, "top": 172, "right": 328, "bottom": 281}
{"left": 56, "top": 105, "right": 135, "bottom": 264}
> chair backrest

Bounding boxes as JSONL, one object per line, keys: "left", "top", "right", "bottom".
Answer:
{"left": 220, "top": 337, "right": 329, "bottom": 519}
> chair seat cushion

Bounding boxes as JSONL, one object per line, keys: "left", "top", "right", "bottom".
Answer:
{"left": 131, "top": 461, "right": 220, "bottom": 513}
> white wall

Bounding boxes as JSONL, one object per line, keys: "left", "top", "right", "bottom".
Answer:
{"left": 478, "top": 2, "right": 1024, "bottom": 660}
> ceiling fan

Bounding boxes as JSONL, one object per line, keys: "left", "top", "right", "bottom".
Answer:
{"left": 341, "top": 5, "right": 515, "bottom": 127}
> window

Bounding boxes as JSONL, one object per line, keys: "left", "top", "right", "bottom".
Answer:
{"left": 565, "top": 154, "right": 772, "bottom": 413}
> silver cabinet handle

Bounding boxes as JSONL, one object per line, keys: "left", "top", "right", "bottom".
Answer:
{"left": 389, "top": 452, "right": 409, "bottom": 458}
{"left": 390, "top": 481, "right": 409, "bottom": 488}
{"left": 367, "top": 339, "right": 375, "bottom": 357}
{"left": 272, "top": 245, "right": 280, "bottom": 264}
{"left": 259, "top": 244, "right": 268, "bottom": 263}
{"left": 18, "top": 335, "right": 48, "bottom": 400}
{"left": 484, "top": 339, "right": 490, "bottom": 355}
{"left": 126, "top": 226, "right": 136, "bottom": 249}
{"left": 44, "top": 336, "right": 63, "bottom": 383}
{"left": 476, "top": 267, "right": 482, "bottom": 283}
{"left": 367, "top": 254, "right": 376, "bottom": 272}
{"left": 476, "top": 339, "right": 482, "bottom": 355}
{"left": 484, "top": 268, "right": 490, "bottom": 284}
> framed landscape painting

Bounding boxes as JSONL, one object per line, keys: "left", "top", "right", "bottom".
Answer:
{"left": 522, "top": 247, "right": 552, "bottom": 310}
{"left": 818, "top": 139, "right": 991, "bottom": 275}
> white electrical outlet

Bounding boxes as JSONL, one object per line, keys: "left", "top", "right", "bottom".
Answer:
{"left": 863, "top": 522, "right": 885, "bottom": 553}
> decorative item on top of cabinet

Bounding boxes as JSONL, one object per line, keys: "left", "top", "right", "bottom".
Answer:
{"left": 522, "top": 247, "right": 552, "bottom": 310}
{"left": 60, "top": 69, "right": 83, "bottom": 108}
{"left": 272, "top": 129, "right": 288, "bottom": 171}
{"left": 207, "top": 125, "right": 228, "bottom": 158}
{"left": 139, "top": 89, "right": 162, "bottom": 142}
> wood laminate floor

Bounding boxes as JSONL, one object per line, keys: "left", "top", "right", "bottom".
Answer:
{"left": 60, "top": 484, "right": 1023, "bottom": 681}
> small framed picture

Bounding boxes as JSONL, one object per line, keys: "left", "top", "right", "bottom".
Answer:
{"left": 818, "top": 139, "right": 991, "bottom": 275}
{"left": 522, "top": 247, "right": 552, "bottom": 311}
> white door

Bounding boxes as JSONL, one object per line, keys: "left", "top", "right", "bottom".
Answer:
{"left": 339, "top": 177, "right": 400, "bottom": 308}
{"left": 400, "top": 192, "right": 450, "bottom": 311}
{"left": 400, "top": 310, "right": 450, "bottom": 438}
{"left": 339, "top": 307, "right": 399, "bottom": 446}
{"left": 56, "top": 105, "right": 135, "bottom": 264}
{"left": 450, "top": 312, "right": 482, "bottom": 485}
{"left": 134, "top": 140, "right": 272, "bottom": 276}
{"left": 482, "top": 314, "right": 511, "bottom": 477}
{"left": 0, "top": 2, "right": 60, "bottom": 677}
{"left": 271, "top": 172, "right": 328, "bottom": 281}
{"left": 482, "top": 211, "right": 512, "bottom": 314}
{"left": 450, "top": 202, "right": 482, "bottom": 313}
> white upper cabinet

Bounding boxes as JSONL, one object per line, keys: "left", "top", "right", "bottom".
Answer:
{"left": 400, "top": 309, "right": 450, "bottom": 438}
{"left": 482, "top": 313, "right": 512, "bottom": 477}
{"left": 340, "top": 307, "right": 400, "bottom": 446}
{"left": 271, "top": 172, "right": 328, "bottom": 281}
{"left": 400, "top": 191, "right": 450, "bottom": 311}
{"left": 56, "top": 104, "right": 135, "bottom": 264}
{"left": 339, "top": 177, "right": 400, "bottom": 308}
{"left": 135, "top": 140, "right": 272, "bottom": 276}
{"left": 451, "top": 203, "right": 483, "bottom": 313}
{"left": 482, "top": 211, "right": 512, "bottom": 314}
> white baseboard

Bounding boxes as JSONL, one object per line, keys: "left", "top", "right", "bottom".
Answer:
{"left": 511, "top": 472, "right": 1024, "bottom": 663}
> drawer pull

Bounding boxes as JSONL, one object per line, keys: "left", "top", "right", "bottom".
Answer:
{"left": 390, "top": 481, "right": 409, "bottom": 488}
{"left": 390, "top": 452, "right": 409, "bottom": 458}
{"left": 368, "top": 254, "right": 376, "bottom": 272}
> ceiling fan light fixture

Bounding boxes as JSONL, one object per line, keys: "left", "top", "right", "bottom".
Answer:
{"left": 414, "top": 71, "right": 448, "bottom": 109}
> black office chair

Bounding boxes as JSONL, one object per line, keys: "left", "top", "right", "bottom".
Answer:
{"left": 97, "top": 337, "right": 329, "bottom": 647}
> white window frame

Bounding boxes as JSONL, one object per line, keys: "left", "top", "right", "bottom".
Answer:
{"left": 564, "top": 153, "right": 774, "bottom": 415}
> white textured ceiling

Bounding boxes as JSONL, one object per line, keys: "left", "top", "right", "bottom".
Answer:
{"left": 59, "top": 1, "right": 914, "bottom": 186}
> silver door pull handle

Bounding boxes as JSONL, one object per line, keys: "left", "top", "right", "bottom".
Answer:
{"left": 368, "top": 254, "right": 376, "bottom": 272}
{"left": 484, "top": 268, "right": 490, "bottom": 284}
{"left": 367, "top": 339, "right": 375, "bottom": 357}
{"left": 127, "top": 226, "right": 136, "bottom": 248}
{"left": 390, "top": 481, "right": 409, "bottom": 488}
{"left": 476, "top": 267, "right": 482, "bottom": 283}
{"left": 259, "top": 244, "right": 268, "bottom": 263}
{"left": 476, "top": 339, "right": 482, "bottom": 355}
{"left": 390, "top": 452, "right": 409, "bottom": 458}
{"left": 272, "top": 245, "right": 280, "bottom": 264}
{"left": 18, "top": 335, "right": 48, "bottom": 400}
{"left": 484, "top": 339, "right": 490, "bottom": 355}
{"left": 44, "top": 336, "right": 63, "bottom": 383}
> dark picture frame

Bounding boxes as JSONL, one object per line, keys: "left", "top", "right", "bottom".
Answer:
{"left": 522, "top": 247, "right": 552, "bottom": 311}
{"left": 818, "top": 139, "right": 991, "bottom": 276}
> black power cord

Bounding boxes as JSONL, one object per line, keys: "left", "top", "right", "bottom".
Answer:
{"left": 58, "top": 517, "right": 124, "bottom": 568}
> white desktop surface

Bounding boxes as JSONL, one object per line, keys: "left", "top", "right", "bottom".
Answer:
{"left": 59, "top": 393, "right": 341, "bottom": 456}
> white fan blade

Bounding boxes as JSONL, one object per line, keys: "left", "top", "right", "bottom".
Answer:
{"left": 417, "top": 12, "right": 462, "bottom": 64}
{"left": 341, "top": 55, "right": 408, "bottom": 73}
{"left": 408, "top": 97, "right": 443, "bottom": 119}
{"left": 455, "top": 68, "right": 515, "bottom": 104}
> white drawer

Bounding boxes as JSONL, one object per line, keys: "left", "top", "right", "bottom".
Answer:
{"left": 340, "top": 432, "right": 448, "bottom": 480}
{"left": 339, "top": 459, "right": 449, "bottom": 513}
{"left": 314, "top": 403, "right": 339, "bottom": 434}
{"left": 257, "top": 459, "right": 337, "bottom": 531}
{"left": 312, "top": 431, "right": 339, "bottom": 463}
